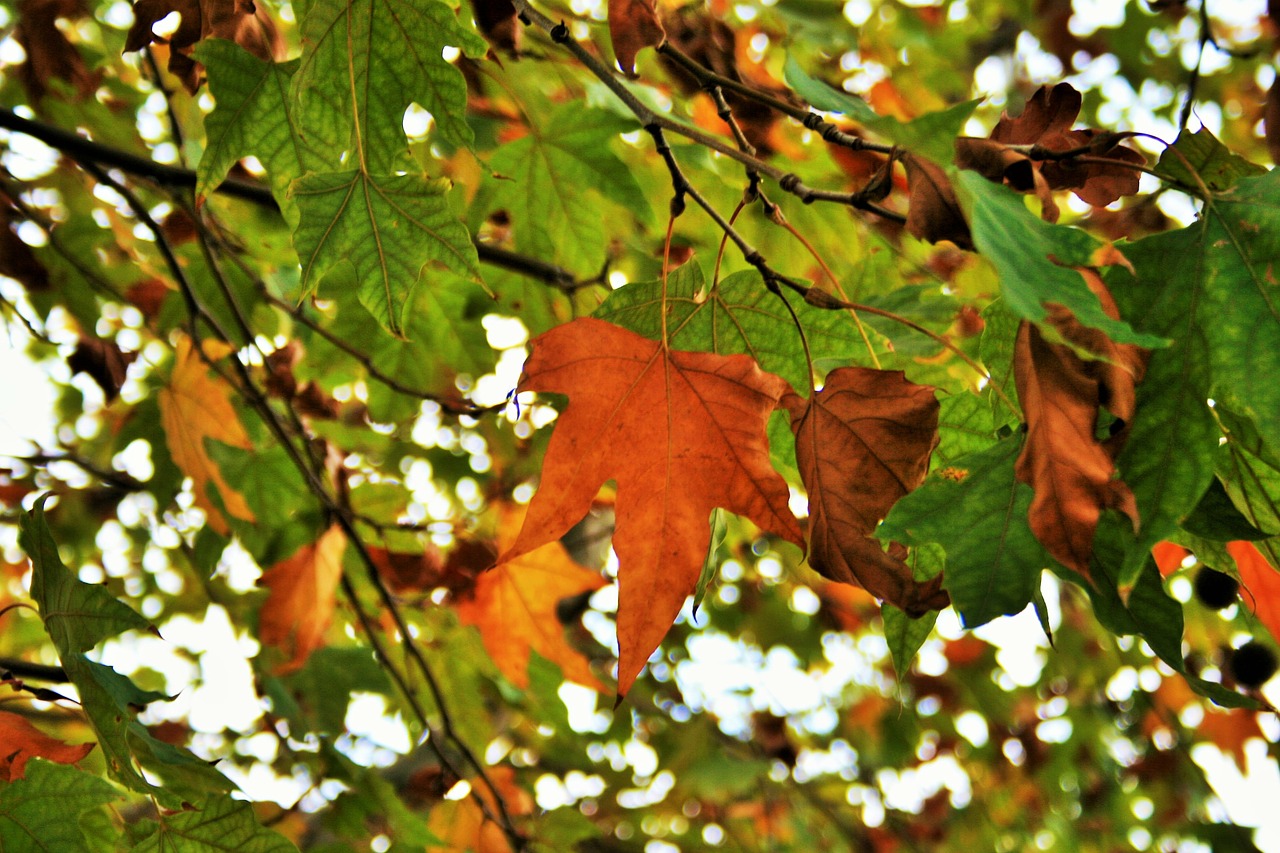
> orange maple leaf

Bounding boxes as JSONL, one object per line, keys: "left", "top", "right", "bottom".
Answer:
{"left": 158, "top": 335, "right": 255, "bottom": 536}
{"left": 426, "top": 767, "right": 532, "bottom": 853}
{"left": 501, "top": 317, "right": 804, "bottom": 697}
{"left": 1014, "top": 270, "right": 1147, "bottom": 580}
{"left": 458, "top": 504, "right": 607, "bottom": 691}
{"left": 0, "top": 710, "right": 94, "bottom": 781}
{"left": 259, "top": 525, "right": 346, "bottom": 673}
{"left": 1228, "top": 541, "right": 1280, "bottom": 645}
{"left": 785, "top": 367, "right": 948, "bottom": 614}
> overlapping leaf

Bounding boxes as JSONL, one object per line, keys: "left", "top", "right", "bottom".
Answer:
{"left": 291, "top": 0, "right": 485, "bottom": 171}
{"left": 458, "top": 505, "right": 607, "bottom": 690}
{"left": 0, "top": 760, "right": 119, "bottom": 853}
{"left": 196, "top": 41, "right": 328, "bottom": 224}
{"left": 1014, "top": 270, "right": 1146, "bottom": 581}
{"left": 131, "top": 794, "right": 299, "bottom": 853}
{"left": 501, "top": 317, "right": 804, "bottom": 696}
{"left": 879, "top": 438, "right": 1047, "bottom": 628}
{"left": 784, "top": 368, "right": 947, "bottom": 614}
{"left": 290, "top": 171, "right": 480, "bottom": 336}
{"left": 124, "top": 0, "right": 281, "bottom": 91}
{"left": 488, "top": 105, "right": 651, "bottom": 275}
{"left": 158, "top": 335, "right": 255, "bottom": 536}
{"left": 609, "top": 0, "right": 665, "bottom": 74}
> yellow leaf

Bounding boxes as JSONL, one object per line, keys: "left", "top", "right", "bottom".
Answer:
{"left": 259, "top": 524, "right": 346, "bottom": 672}
{"left": 158, "top": 335, "right": 254, "bottom": 535}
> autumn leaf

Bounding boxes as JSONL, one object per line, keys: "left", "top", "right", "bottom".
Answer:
{"left": 124, "top": 0, "right": 282, "bottom": 91}
{"left": 1014, "top": 270, "right": 1147, "bottom": 581}
{"left": 1152, "top": 541, "right": 1191, "bottom": 577}
{"left": 457, "top": 504, "right": 607, "bottom": 690}
{"left": 0, "top": 711, "right": 94, "bottom": 781}
{"left": 259, "top": 524, "right": 346, "bottom": 672}
{"left": 157, "top": 335, "right": 254, "bottom": 536}
{"left": 427, "top": 767, "right": 532, "bottom": 852}
{"left": 1228, "top": 541, "right": 1280, "bottom": 645}
{"left": 13, "top": 0, "right": 98, "bottom": 100}
{"left": 903, "top": 154, "right": 973, "bottom": 249}
{"left": 470, "top": 0, "right": 519, "bottom": 53}
{"left": 501, "top": 317, "right": 804, "bottom": 696}
{"left": 609, "top": 0, "right": 665, "bottom": 74}
{"left": 784, "top": 367, "right": 947, "bottom": 614}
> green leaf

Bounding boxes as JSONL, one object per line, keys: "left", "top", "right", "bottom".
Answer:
{"left": 290, "top": 171, "right": 480, "bottom": 336}
{"left": 291, "top": 0, "right": 486, "bottom": 172}
{"left": 131, "top": 795, "right": 298, "bottom": 853}
{"left": 0, "top": 760, "right": 120, "bottom": 853}
{"left": 596, "top": 264, "right": 863, "bottom": 392}
{"left": 488, "top": 105, "right": 650, "bottom": 274}
{"left": 1182, "top": 477, "right": 1271, "bottom": 542}
{"left": 878, "top": 438, "right": 1045, "bottom": 628}
{"left": 1064, "top": 514, "right": 1253, "bottom": 708}
{"left": 693, "top": 508, "right": 729, "bottom": 617}
{"left": 782, "top": 55, "right": 979, "bottom": 164}
{"left": 1216, "top": 405, "right": 1280, "bottom": 536}
{"left": 934, "top": 391, "right": 996, "bottom": 466}
{"left": 959, "top": 173, "right": 1165, "bottom": 348}
{"left": 978, "top": 298, "right": 1020, "bottom": 424}
{"left": 19, "top": 498, "right": 231, "bottom": 804}
{"left": 1154, "top": 127, "right": 1267, "bottom": 192}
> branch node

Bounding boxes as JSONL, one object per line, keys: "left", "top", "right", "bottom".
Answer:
{"left": 550, "top": 20, "right": 570, "bottom": 42}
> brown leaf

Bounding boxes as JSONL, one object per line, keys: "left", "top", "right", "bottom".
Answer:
{"left": 157, "top": 335, "right": 255, "bottom": 535}
{"left": 0, "top": 204, "right": 50, "bottom": 292}
{"left": 903, "top": 154, "right": 973, "bottom": 249}
{"left": 124, "top": 0, "right": 282, "bottom": 92}
{"left": 500, "top": 317, "right": 803, "bottom": 696}
{"left": 987, "top": 83, "right": 1144, "bottom": 207}
{"left": 785, "top": 368, "right": 948, "bottom": 615}
{"left": 14, "top": 0, "right": 99, "bottom": 100}
{"left": 68, "top": 336, "right": 136, "bottom": 402}
{"left": 258, "top": 525, "right": 346, "bottom": 673}
{"left": 1266, "top": 76, "right": 1280, "bottom": 167}
{"left": 608, "top": 0, "right": 665, "bottom": 75}
{"left": 0, "top": 711, "right": 94, "bottom": 781}
{"left": 470, "top": 0, "right": 519, "bottom": 54}
{"left": 458, "top": 504, "right": 607, "bottom": 690}
{"left": 1013, "top": 271, "right": 1147, "bottom": 580}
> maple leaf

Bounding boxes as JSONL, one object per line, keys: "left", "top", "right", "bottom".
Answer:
{"left": 258, "top": 524, "right": 346, "bottom": 672}
{"left": 501, "top": 317, "right": 804, "bottom": 697}
{"left": 125, "top": 0, "right": 282, "bottom": 92}
{"left": 784, "top": 368, "right": 948, "bottom": 615}
{"left": 458, "top": 505, "right": 607, "bottom": 690}
{"left": 609, "top": 0, "right": 666, "bottom": 75}
{"left": 0, "top": 711, "right": 95, "bottom": 781}
{"left": 1014, "top": 270, "right": 1147, "bottom": 581}
{"left": 157, "top": 335, "right": 254, "bottom": 536}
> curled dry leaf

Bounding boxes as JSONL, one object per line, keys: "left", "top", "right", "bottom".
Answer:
{"left": 258, "top": 524, "right": 346, "bottom": 672}
{"left": 68, "top": 336, "right": 136, "bottom": 402}
{"left": 1014, "top": 269, "right": 1147, "bottom": 580}
{"left": 0, "top": 710, "right": 95, "bottom": 781}
{"left": 903, "top": 154, "right": 973, "bottom": 249}
{"left": 125, "top": 0, "right": 283, "bottom": 91}
{"left": 785, "top": 367, "right": 948, "bottom": 615}
{"left": 609, "top": 0, "right": 665, "bottom": 75}
{"left": 470, "top": 0, "right": 519, "bottom": 54}
{"left": 500, "top": 317, "right": 803, "bottom": 697}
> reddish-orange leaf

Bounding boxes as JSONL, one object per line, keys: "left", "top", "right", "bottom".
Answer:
{"left": 0, "top": 711, "right": 94, "bottom": 781}
{"left": 158, "top": 335, "right": 255, "bottom": 536}
{"left": 1152, "top": 541, "right": 1191, "bottom": 577}
{"left": 1197, "top": 707, "right": 1265, "bottom": 770}
{"left": 501, "top": 317, "right": 803, "bottom": 697}
{"left": 125, "top": 0, "right": 282, "bottom": 91}
{"left": 1228, "top": 541, "right": 1280, "bottom": 644}
{"left": 259, "top": 525, "right": 346, "bottom": 673}
{"left": 458, "top": 504, "right": 607, "bottom": 690}
{"left": 426, "top": 767, "right": 531, "bottom": 853}
{"left": 1014, "top": 271, "right": 1146, "bottom": 580}
{"left": 785, "top": 368, "right": 948, "bottom": 615}
{"left": 608, "top": 0, "right": 665, "bottom": 74}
